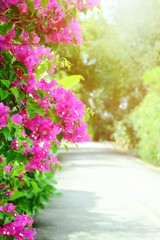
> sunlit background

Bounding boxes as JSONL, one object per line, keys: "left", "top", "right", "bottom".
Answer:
{"left": 54, "top": 0, "right": 160, "bottom": 166}
{"left": 35, "top": 1, "right": 160, "bottom": 239}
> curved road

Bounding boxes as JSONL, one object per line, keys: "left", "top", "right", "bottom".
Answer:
{"left": 35, "top": 142, "right": 160, "bottom": 240}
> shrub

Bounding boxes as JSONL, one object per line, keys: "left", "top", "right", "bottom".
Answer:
{"left": 0, "top": 0, "right": 99, "bottom": 239}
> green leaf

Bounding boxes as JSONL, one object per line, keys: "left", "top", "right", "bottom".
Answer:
{"left": 37, "top": 89, "right": 45, "bottom": 99}
{"left": 9, "top": 70, "right": 17, "bottom": 82}
{"left": 25, "top": 189, "right": 34, "bottom": 198}
{"left": 28, "top": 110, "right": 39, "bottom": 119}
{"left": 1, "top": 80, "right": 10, "bottom": 88}
{"left": 25, "top": 0, "right": 35, "bottom": 15}
{"left": 25, "top": 181, "right": 31, "bottom": 187}
{"left": 0, "top": 89, "right": 9, "bottom": 100}
{"left": 0, "top": 22, "right": 13, "bottom": 36}
{"left": 28, "top": 32, "right": 34, "bottom": 43}
{"left": 47, "top": 109, "right": 61, "bottom": 123}
{"left": 45, "top": 43, "right": 59, "bottom": 51}
{"left": 41, "top": 0, "right": 49, "bottom": 8}
{"left": 56, "top": 132, "right": 63, "bottom": 142}
{"left": 18, "top": 91, "right": 25, "bottom": 100}
{"left": 16, "top": 153, "right": 26, "bottom": 162}
{"left": 3, "top": 212, "right": 12, "bottom": 218}
{"left": 13, "top": 61, "right": 28, "bottom": 74}
{"left": 24, "top": 127, "right": 32, "bottom": 136}
{"left": 65, "top": 16, "right": 71, "bottom": 26}
{"left": 4, "top": 216, "right": 14, "bottom": 224}
{"left": 70, "top": 8, "right": 77, "bottom": 19}
{"left": 36, "top": 62, "right": 47, "bottom": 75}
{"left": 0, "top": 212, "right": 4, "bottom": 220}
{"left": 2, "top": 127, "right": 11, "bottom": 141}
{"left": 15, "top": 27, "right": 22, "bottom": 39}
{"left": 31, "top": 181, "right": 39, "bottom": 194}
{"left": 57, "top": 75, "right": 84, "bottom": 89}
{"left": 26, "top": 22, "right": 36, "bottom": 32}
{"left": 2, "top": 51, "right": 13, "bottom": 62}
{"left": 6, "top": 151, "right": 16, "bottom": 164}
{"left": 9, "top": 4, "right": 19, "bottom": 15}
{"left": 64, "top": 144, "right": 69, "bottom": 151}
{"left": 6, "top": 236, "right": 14, "bottom": 240}
{"left": 10, "top": 191, "right": 26, "bottom": 201}
{"left": 13, "top": 179, "right": 20, "bottom": 188}
{"left": 51, "top": 142, "right": 59, "bottom": 154}
{"left": 26, "top": 98, "right": 43, "bottom": 119}
{"left": 39, "top": 36, "right": 45, "bottom": 45}
{"left": 10, "top": 87, "right": 19, "bottom": 99}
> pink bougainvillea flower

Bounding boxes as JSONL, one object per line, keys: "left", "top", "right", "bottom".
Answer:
{"left": 16, "top": 173, "right": 24, "bottom": 180}
{"left": 0, "top": 204, "right": 36, "bottom": 239}
{"left": 0, "top": 183, "right": 6, "bottom": 190}
{"left": 11, "top": 138, "right": 19, "bottom": 150}
{"left": 11, "top": 113, "right": 22, "bottom": 125}
{"left": 4, "top": 164, "right": 13, "bottom": 174}
{"left": 18, "top": 2, "right": 28, "bottom": 13}
{"left": 5, "top": 191, "right": 12, "bottom": 198}
{"left": 0, "top": 157, "right": 4, "bottom": 162}
{"left": 0, "top": 102, "right": 9, "bottom": 129}
{"left": 4, "top": 203, "right": 16, "bottom": 212}
{"left": 24, "top": 144, "right": 58, "bottom": 172}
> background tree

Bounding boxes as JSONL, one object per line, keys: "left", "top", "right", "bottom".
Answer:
{"left": 57, "top": 0, "right": 160, "bottom": 144}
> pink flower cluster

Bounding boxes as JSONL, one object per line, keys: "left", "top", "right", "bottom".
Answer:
{"left": 45, "top": 18, "right": 82, "bottom": 45}
{"left": 0, "top": 203, "right": 15, "bottom": 212}
{"left": 35, "top": 79, "right": 90, "bottom": 142}
{"left": 8, "top": 77, "right": 89, "bottom": 171}
{"left": 0, "top": 203, "right": 36, "bottom": 240}
{"left": 4, "top": 164, "right": 13, "bottom": 174}
{"left": 24, "top": 116, "right": 60, "bottom": 144}
{"left": 24, "top": 144, "right": 58, "bottom": 172}
{"left": 0, "top": 1, "right": 99, "bottom": 239}
{"left": 0, "top": 0, "right": 21, "bottom": 9}
{"left": 51, "top": 85, "right": 90, "bottom": 142}
{"left": 7, "top": 43, "right": 54, "bottom": 94}
{"left": 11, "top": 138, "right": 19, "bottom": 150}
{"left": 0, "top": 103, "right": 9, "bottom": 130}
{"left": 0, "top": 0, "right": 99, "bottom": 47}
{"left": 12, "top": 114, "right": 22, "bottom": 125}
{"left": 67, "top": 0, "right": 100, "bottom": 10}
{"left": 0, "top": 0, "right": 93, "bottom": 174}
{"left": 20, "top": 81, "right": 89, "bottom": 171}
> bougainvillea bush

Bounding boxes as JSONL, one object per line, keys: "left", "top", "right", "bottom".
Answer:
{"left": 0, "top": 0, "right": 99, "bottom": 239}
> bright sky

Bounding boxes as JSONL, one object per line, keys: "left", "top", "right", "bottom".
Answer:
{"left": 100, "top": 0, "right": 116, "bottom": 21}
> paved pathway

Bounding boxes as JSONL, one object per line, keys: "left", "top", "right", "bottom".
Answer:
{"left": 35, "top": 142, "right": 160, "bottom": 240}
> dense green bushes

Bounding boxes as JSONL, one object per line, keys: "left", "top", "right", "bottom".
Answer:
{"left": 113, "top": 67, "right": 160, "bottom": 165}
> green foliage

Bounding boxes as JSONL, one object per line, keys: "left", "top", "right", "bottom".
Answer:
{"left": 57, "top": 75, "right": 84, "bottom": 89}
{"left": 26, "top": 98, "right": 43, "bottom": 119}
{"left": 0, "top": 22, "right": 13, "bottom": 36}
{"left": 129, "top": 94, "right": 160, "bottom": 165}
{"left": 11, "top": 171, "right": 60, "bottom": 215}
{"left": 143, "top": 67, "right": 160, "bottom": 91}
{"left": 57, "top": 14, "right": 146, "bottom": 141}
{"left": 113, "top": 65, "right": 160, "bottom": 165}
{"left": 41, "top": 0, "right": 49, "bottom": 8}
{"left": 112, "top": 121, "right": 132, "bottom": 152}
{"left": 128, "top": 67, "right": 160, "bottom": 165}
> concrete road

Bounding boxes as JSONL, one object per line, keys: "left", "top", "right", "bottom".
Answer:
{"left": 35, "top": 142, "right": 160, "bottom": 240}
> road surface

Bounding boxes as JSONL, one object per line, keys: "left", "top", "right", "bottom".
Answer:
{"left": 35, "top": 142, "right": 160, "bottom": 240}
